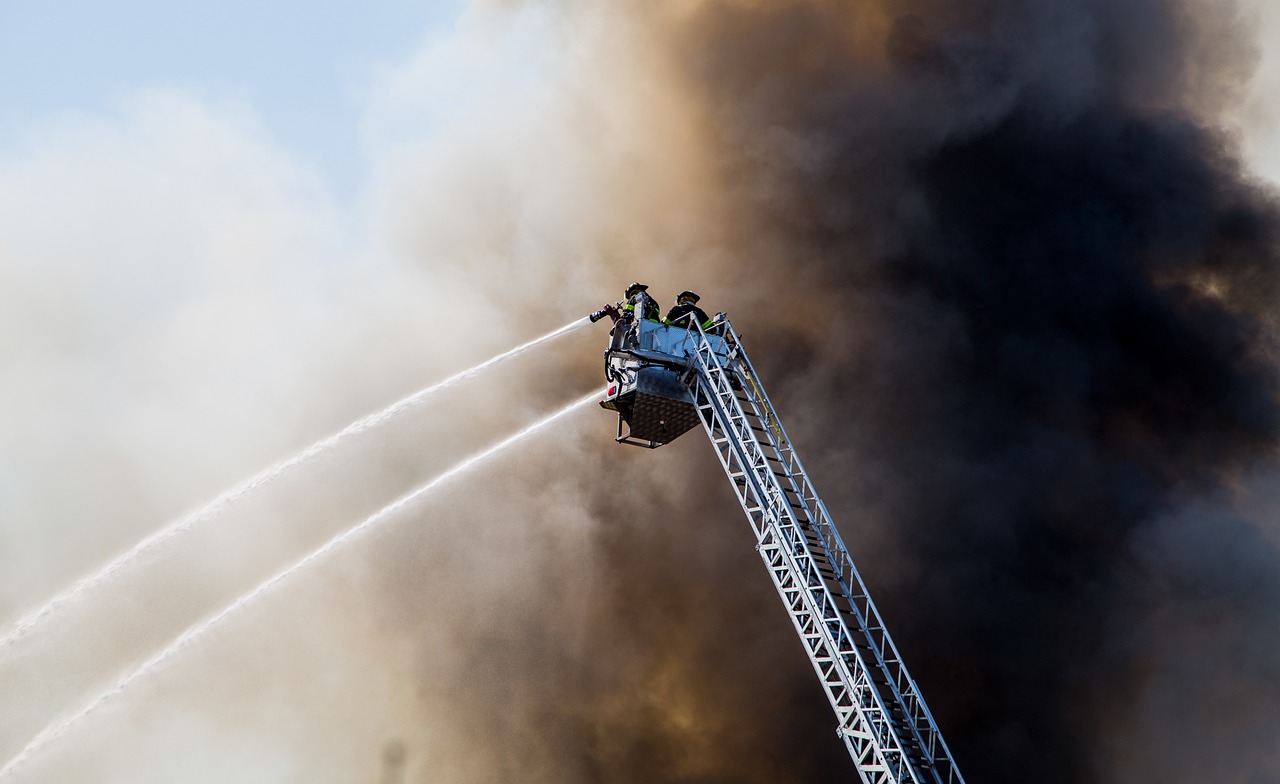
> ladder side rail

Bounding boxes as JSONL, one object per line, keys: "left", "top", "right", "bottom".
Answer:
{"left": 721, "top": 335, "right": 945, "bottom": 779}
{"left": 764, "top": 444, "right": 963, "bottom": 779}
{"left": 689, "top": 326, "right": 891, "bottom": 676}
{"left": 708, "top": 323, "right": 965, "bottom": 784}
{"left": 725, "top": 362, "right": 859, "bottom": 595}
{"left": 725, "top": 345, "right": 945, "bottom": 763}
{"left": 737, "top": 391, "right": 960, "bottom": 784}
{"left": 691, "top": 363, "right": 910, "bottom": 784}
{"left": 723, "top": 330, "right": 867, "bottom": 589}
{"left": 686, "top": 329, "right": 922, "bottom": 784}
{"left": 713, "top": 331, "right": 923, "bottom": 695}
{"left": 809, "top": 486, "right": 966, "bottom": 784}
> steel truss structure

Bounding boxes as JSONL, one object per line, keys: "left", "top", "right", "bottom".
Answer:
{"left": 685, "top": 320, "right": 965, "bottom": 784}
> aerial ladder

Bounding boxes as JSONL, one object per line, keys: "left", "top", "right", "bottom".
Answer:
{"left": 590, "top": 304, "right": 965, "bottom": 784}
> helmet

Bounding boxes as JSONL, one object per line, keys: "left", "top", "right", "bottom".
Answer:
{"left": 625, "top": 282, "right": 649, "bottom": 297}
{"left": 676, "top": 290, "right": 700, "bottom": 304}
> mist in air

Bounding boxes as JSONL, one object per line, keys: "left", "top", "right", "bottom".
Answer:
{"left": 3, "top": 1, "right": 1280, "bottom": 783}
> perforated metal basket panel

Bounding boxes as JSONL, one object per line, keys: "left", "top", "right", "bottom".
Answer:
{"left": 629, "top": 392, "right": 700, "bottom": 444}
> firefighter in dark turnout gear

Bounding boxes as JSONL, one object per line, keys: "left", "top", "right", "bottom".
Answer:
{"left": 665, "top": 290, "right": 713, "bottom": 330}
{"left": 622, "top": 282, "right": 661, "bottom": 322}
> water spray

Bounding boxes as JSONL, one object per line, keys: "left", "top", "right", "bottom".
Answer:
{"left": 0, "top": 388, "right": 601, "bottom": 780}
{"left": 0, "top": 317, "right": 590, "bottom": 652}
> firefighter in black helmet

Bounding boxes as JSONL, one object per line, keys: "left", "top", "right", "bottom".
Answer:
{"left": 665, "top": 290, "right": 713, "bottom": 330}
{"left": 621, "top": 281, "right": 661, "bottom": 322}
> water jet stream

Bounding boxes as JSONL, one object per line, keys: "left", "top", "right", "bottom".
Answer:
{"left": 0, "top": 317, "right": 590, "bottom": 652}
{"left": 0, "top": 388, "right": 601, "bottom": 780}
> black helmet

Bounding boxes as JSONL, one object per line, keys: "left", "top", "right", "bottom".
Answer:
{"left": 625, "top": 281, "right": 648, "bottom": 297}
{"left": 676, "top": 290, "right": 700, "bottom": 304}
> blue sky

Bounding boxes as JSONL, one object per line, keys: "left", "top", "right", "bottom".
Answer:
{"left": 0, "top": 0, "right": 467, "bottom": 196}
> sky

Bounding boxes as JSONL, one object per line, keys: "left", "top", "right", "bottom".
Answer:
{"left": 0, "top": 0, "right": 469, "bottom": 198}
{"left": 3, "top": 1, "right": 1280, "bottom": 782}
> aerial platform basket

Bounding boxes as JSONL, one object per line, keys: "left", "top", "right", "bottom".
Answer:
{"left": 599, "top": 319, "right": 730, "bottom": 448}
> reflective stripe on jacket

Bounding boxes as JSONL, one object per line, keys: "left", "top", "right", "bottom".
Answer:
{"left": 624, "top": 292, "right": 661, "bottom": 321}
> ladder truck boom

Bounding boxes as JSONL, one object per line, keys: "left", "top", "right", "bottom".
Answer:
{"left": 594, "top": 311, "right": 965, "bottom": 784}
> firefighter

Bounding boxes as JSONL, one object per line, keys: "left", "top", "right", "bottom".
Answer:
{"left": 665, "top": 290, "right": 713, "bottom": 330}
{"left": 621, "top": 282, "right": 662, "bottom": 322}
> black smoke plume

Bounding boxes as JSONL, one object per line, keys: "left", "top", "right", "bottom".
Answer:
{"left": 661, "top": 1, "right": 1280, "bottom": 781}
{"left": 375, "top": 2, "right": 1280, "bottom": 782}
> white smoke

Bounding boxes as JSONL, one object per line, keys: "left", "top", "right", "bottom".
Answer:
{"left": 1239, "top": 0, "right": 1280, "bottom": 185}
{"left": 0, "top": 7, "right": 618, "bottom": 782}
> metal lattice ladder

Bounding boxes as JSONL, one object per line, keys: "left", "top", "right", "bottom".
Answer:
{"left": 686, "top": 321, "right": 965, "bottom": 784}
